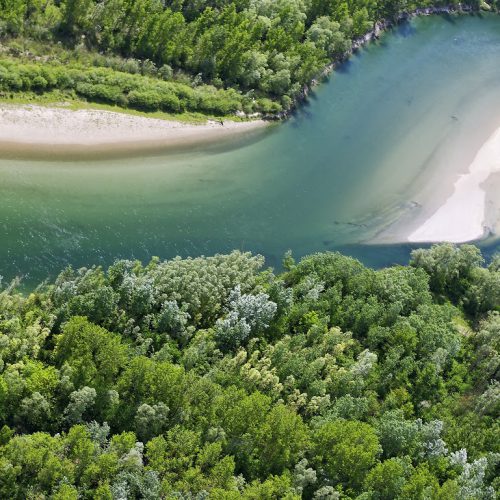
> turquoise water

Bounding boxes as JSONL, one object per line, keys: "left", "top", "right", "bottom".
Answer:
{"left": 1, "top": 14, "right": 500, "bottom": 285}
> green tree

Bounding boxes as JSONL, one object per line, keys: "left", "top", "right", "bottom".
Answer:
{"left": 54, "top": 316, "right": 127, "bottom": 390}
{"left": 313, "top": 419, "right": 380, "bottom": 490}
{"left": 363, "top": 458, "right": 408, "bottom": 499}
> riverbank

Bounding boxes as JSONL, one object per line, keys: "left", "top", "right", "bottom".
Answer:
{"left": 0, "top": 104, "right": 267, "bottom": 155}
{"left": 371, "top": 120, "right": 500, "bottom": 245}
{"left": 293, "top": 4, "right": 487, "bottom": 115}
{"left": 407, "top": 126, "right": 500, "bottom": 243}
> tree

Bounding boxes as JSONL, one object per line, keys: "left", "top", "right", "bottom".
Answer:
{"left": 363, "top": 458, "right": 408, "bottom": 499}
{"left": 215, "top": 285, "right": 277, "bottom": 349}
{"left": 0, "top": 247, "right": 498, "bottom": 496}
{"left": 61, "top": 0, "right": 94, "bottom": 37}
{"left": 18, "top": 391, "right": 52, "bottom": 431}
{"left": 410, "top": 244, "right": 484, "bottom": 307}
{"left": 254, "top": 404, "right": 309, "bottom": 477}
{"left": 307, "top": 17, "right": 349, "bottom": 58}
{"left": 54, "top": 316, "right": 128, "bottom": 390}
{"left": 313, "top": 420, "right": 380, "bottom": 490}
{"left": 64, "top": 386, "right": 97, "bottom": 424}
{"left": 134, "top": 402, "right": 170, "bottom": 441}
{"left": 0, "top": 0, "right": 27, "bottom": 35}
{"left": 399, "top": 464, "right": 440, "bottom": 500}
{"left": 115, "top": 356, "right": 185, "bottom": 428}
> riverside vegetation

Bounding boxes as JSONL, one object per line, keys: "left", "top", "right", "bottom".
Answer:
{"left": 0, "top": 244, "right": 498, "bottom": 498}
{"left": 0, "top": 0, "right": 499, "bottom": 117}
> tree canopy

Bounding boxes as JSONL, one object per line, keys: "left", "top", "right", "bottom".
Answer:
{"left": 0, "top": 244, "right": 498, "bottom": 498}
{"left": 1, "top": 0, "right": 498, "bottom": 116}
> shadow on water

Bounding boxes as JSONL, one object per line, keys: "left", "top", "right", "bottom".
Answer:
{"left": 479, "top": 237, "right": 500, "bottom": 263}
{"left": 13, "top": 237, "right": 497, "bottom": 292}
{"left": 333, "top": 242, "right": 426, "bottom": 268}
{"left": 260, "top": 243, "right": 431, "bottom": 274}
{"left": 395, "top": 20, "right": 417, "bottom": 38}
{"left": 325, "top": 238, "right": 499, "bottom": 270}
{"left": 308, "top": 90, "right": 319, "bottom": 102}
{"left": 336, "top": 59, "right": 353, "bottom": 74}
{"left": 289, "top": 98, "right": 314, "bottom": 124}
{"left": 437, "top": 13, "right": 457, "bottom": 24}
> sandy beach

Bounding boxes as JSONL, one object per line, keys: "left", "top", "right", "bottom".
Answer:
{"left": 408, "top": 126, "right": 500, "bottom": 243}
{"left": 0, "top": 104, "right": 267, "bottom": 154}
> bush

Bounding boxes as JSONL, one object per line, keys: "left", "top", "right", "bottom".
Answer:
{"left": 127, "top": 89, "right": 162, "bottom": 110}
{"left": 76, "top": 82, "right": 126, "bottom": 105}
{"left": 158, "top": 64, "right": 173, "bottom": 80}
{"left": 0, "top": 55, "right": 255, "bottom": 116}
{"left": 31, "top": 75, "right": 48, "bottom": 89}
{"left": 158, "top": 90, "right": 181, "bottom": 112}
{"left": 256, "top": 98, "right": 282, "bottom": 114}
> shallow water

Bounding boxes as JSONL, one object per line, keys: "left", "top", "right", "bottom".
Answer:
{"left": 1, "top": 14, "right": 500, "bottom": 286}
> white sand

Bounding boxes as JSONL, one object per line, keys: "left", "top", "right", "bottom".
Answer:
{"left": 0, "top": 104, "right": 266, "bottom": 149}
{"left": 408, "top": 126, "right": 500, "bottom": 243}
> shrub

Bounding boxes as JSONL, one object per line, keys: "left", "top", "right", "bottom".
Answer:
{"left": 127, "top": 89, "right": 162, "bottom": 110}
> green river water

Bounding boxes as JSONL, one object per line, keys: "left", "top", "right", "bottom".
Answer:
{"left": 1, "top": 14, "right": 500, "bottom": 286}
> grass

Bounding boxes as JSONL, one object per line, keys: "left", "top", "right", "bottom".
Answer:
{"left": 0, "top": 38, "right": 282, "bottom": 118}
{"left": 0, "top": 90, "right": 251, "bottom": 124}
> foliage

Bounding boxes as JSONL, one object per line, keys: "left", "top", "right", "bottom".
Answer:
{"left": 0, "top": 244, "right": 498, "bottom": 498}
{"left": 1, "top": 0, "right": 496, "bottom": 117}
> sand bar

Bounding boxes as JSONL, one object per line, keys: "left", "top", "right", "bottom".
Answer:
{"left": 0, "top": 104, "right": 267, "bottom": 155}
{"left": 408, "top": 125, "right": 500, "bottom": 243}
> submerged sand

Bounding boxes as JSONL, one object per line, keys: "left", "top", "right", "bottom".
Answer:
{"left": 408, "top": 126, "right": 500, "bottom": 243}
{"left": 2, "top": 104, "right": 498, "bottom": 245}
{"left": 0, "top": 104, "right": 266, "bottom": 154}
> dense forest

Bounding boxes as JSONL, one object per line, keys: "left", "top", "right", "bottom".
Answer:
{"left": 0, "top": 0, "right": 499, "bottom": 116}
{"left": 0, "top": 244, "right": 498, "bottom": 498}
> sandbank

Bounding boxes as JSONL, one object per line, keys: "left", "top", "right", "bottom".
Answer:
{"left": 407, "top": 126, "right": 500, "bottom": 243}
{"left": 0, "top": 104, "right": 267, "bottom": 156}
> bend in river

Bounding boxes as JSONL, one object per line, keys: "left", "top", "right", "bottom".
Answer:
{"left": 1, "top": 14, "right": 500, "bottom": 286}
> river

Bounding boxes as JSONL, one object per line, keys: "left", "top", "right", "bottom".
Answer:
{"left": 1, "top": 14, "right": 500, "bottom": 286}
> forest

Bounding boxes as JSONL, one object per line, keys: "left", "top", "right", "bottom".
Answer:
{"left": 0, "top": 0, "right": 499, "bottom": 116}
{"left": 0, "top": 243, "right": 498, "bottom": 498}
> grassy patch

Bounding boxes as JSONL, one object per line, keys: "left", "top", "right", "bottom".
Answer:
{"left": 0, "top": 90, "right": 251, "bottom": 124}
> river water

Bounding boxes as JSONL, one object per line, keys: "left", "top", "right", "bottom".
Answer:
{"left": 1, "top": 14, "right": 500, "bottom": 285}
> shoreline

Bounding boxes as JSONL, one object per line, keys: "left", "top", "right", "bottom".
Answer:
{"left": 0, "top": 104, "right": 268, "bottom": 156}
{"left": 372, "top": 124, "right": 500, "bottom": 246}
{"left": 407, "top": 126, "right": 500, "bottom": 243}
{"left": 289, "top": 5, "right": 486, "bottom": 117}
